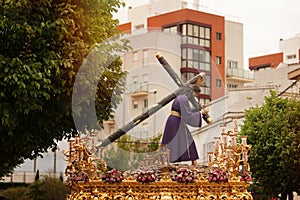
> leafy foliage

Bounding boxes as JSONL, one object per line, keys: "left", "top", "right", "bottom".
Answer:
{"left": 0, "top": 177, "right": 70, "bottom": 200}
{"left": 27, "top": 176, "right": 70, "bottom": 200}
{"left": 0, "top": 186, "right": 30, "bottom": 200}
{"left": 0, "top": 0, "right": 128, "bottom": 177}
{"left": 147, "top": 133, "right": 162, "bottom": 152}
{"left": 103, "top": 135, "right": 144, "bottom": 171}
{"left": 240, "top": 91, "right": 300, "bottom": 198}
{"left": 103, "top": 134, "right": 162, "bottom": 171}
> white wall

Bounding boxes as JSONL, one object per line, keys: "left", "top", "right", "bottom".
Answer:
{"left": 279, "top": 33, "right": 300, "bottom": 64}
{"left": 225, "top": 20, "right": 244, "bottom": 69}
{"left": 251, "top": 63, "right": 299, "bottom": 94}
{"left": 114, "top": 31, "right": 182, "bottom": 139}
{"left": 128, "top": 0, "right": 187, "bottom": 29}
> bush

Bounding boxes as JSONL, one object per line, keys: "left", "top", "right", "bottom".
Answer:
{"left": 0, "top": 186, "right": 30, "bottom": 200}
{"left": 0, "top": 176, "right": 70, "bottom": 200}
{"left": 27, "top": 176, "right": 70, "bottom": 200}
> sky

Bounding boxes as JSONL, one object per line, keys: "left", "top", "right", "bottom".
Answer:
{"left": 115, "top": 0, "right": 300, "bottom": 67}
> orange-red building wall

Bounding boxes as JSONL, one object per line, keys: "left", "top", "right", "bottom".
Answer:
{"left": 249, "top": 52, "right": 283, "bottom": 70}
{"left": 147, "top": 9, "right": 225, "bottom": 100}
{"left": 117, "top": 22, "right": 132, "bottom": 33}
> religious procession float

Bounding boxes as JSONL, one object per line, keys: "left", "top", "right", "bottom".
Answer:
{"left": 63, "top": 123, "right": 252, "bottom": 200}
{"left": 63, "top": 54, "right": 253, "bottom": 199}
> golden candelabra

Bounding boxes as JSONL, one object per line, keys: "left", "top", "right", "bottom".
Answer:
{"left": 63, "top": 124, "right": 253, "bottom": 200}
{"left": 208, "top": 123, "right": 252, "bottom": 179}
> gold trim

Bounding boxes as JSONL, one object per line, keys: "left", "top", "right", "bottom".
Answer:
{"left": 171, "top": 110, "right": 181, "bottom": 117}
{"left": 64, "top": 128, "right": 253, "bottom": 200}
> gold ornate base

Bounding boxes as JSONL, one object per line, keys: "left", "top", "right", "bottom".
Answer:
{"left": 67, "top": 179, "right": 252, "bottom": 200}
{"left": 64, "top": 128, "right": 253, "bottom": 200}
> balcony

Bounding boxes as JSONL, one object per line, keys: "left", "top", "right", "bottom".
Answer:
{"left": 226, "top": 68, "right": 254, "bottom": 82}
{"left": 128, "top": 83, "right": 149, "bottom": 97}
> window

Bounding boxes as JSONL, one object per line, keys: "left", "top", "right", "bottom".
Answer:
{"left": 227, "top": 84, "right": 238, "bottom": 89}
{"left": 181, "top": 23, "right": 211, "bottom": 47}
{"left": 181, "top": 73, "right": 211, "bottom": 96}
{"left": 132, "top": 76, "right": 138, "bottom": 84}
{"left": 133, "top": 51, "right": 138, "bottom": 61}
{"left": 227, "top": 60, "right": 238, "bottom": 68}
{"left": 179, "top": 23, "right": 212, "bottom": 101}
{"left": 143, "top": 99, "right": 148, "bottom": 108}
{"left": 142, "top": 74, "right": 148, "bottom": 83}
{"left": 181, "top": 72, "right": 196, "bottom": 82}
{"left": 163, "top": 25, "right": 177, "bottom": 34}
{"left": 202, "top": 75, "right": 211, "bottom": 95}
{"left": 198, "top": 98, "right": 210, "bottom": 107}
{"left": 142, "top": 50, "right": 148, "bottom": 65}
{"left": 132, "top": 100, "right": 138, "bottom": 109}
{"left": 216, "top": 32, "right": 222, "bottom": 41}
{"left": 216, "top": 56, "right": 222, "bottom": 65}
{"left": 134, "top": 24, "right": 144, "bottom": 30}
{"left": 181, "top": 47, "right": 211, "bottom": 71}
{"left": 286, "top": 54, "right": 296, "bottom": 59}
{"left": 216, "top": 79, "right": 222, "bottom": 87}
{"left": 181, "top": 24, "right": 186, "bottom": 35}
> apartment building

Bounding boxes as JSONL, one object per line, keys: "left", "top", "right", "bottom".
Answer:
{"left": 101, "top": 0, "right": 254, "bottom": 163}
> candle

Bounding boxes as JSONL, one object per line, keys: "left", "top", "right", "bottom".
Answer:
{"left": 233, "top": 119, "right": 238, "bottom": 131}
{"left": 75, "top": 135, "right": 79, "bottom": 144}
{"left": 68, "top": 138, "right": 74, "bottom": 162}
{"left": 222, "top": 132, "right": 228, "bottom": 146}
{"left": 226, "top": 148, "right": 231, "bottom": 158}
{"left": 214, "top": 137, "right": 221, "bottom": 147}
{"left": 241, "top": 136, "right": 248, "bottom": 145}
{"left": 243, "top": 151, "right": 248, "bottom": 162}
{"left": 208, "top": 152, "right": 213, "bottom": 162}
{"left": 231, "top": 136, "right": 236, "bottom": 146}
{"left": 221, "top": 125, "right": 226, "bottom": 134}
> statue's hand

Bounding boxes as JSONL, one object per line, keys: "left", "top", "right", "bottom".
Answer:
{"left": 200, "top": 108, "right": 209, "bottom": 115}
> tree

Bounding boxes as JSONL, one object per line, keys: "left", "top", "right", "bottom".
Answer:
{"left": 147, "top": 133, "right": 162, "bottom": 152}
{"left": 103, "top": 135, "right": 145, "bottom": 171}
{"left": 0, "top": 0, "right": 128, "bottom": 177}
{"left": 240, "top": 91, "right": 300, "bottom": 199}
{"left": 103, "top": 134, "right": 162, "bottom": 171}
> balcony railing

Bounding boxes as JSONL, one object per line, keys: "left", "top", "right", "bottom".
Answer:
{"left": 226, "top": 68, "right": 254, "bottom": 80}
{"left": 127, "top": 83, "right": 149, "bottom": 97}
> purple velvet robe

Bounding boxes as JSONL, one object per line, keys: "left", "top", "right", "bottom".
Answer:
{"left": 161, "top": 93, "right": 202, "bottom": 163}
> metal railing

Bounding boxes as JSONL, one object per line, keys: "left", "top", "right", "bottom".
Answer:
{"left": 226, "top": 68, "right": 254, "bottom": 80}
{"left": 127, "top": 82, "right": 149, "bottom": 93}
{"left": 0, "top": 171, "right": 65, "bottom": 183}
